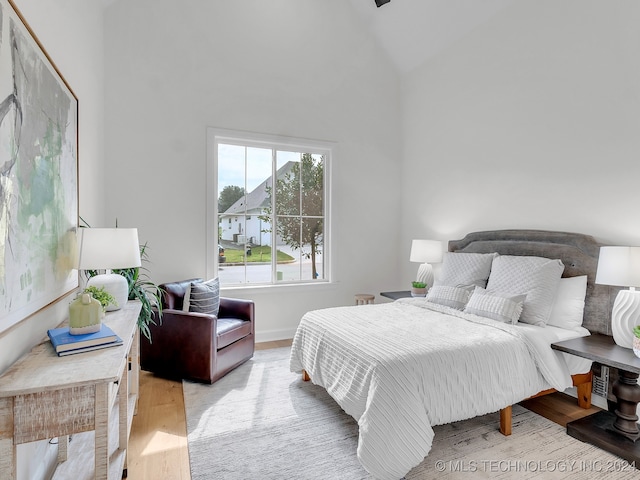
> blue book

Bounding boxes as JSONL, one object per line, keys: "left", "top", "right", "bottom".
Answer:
{"left": 56, "top": 337, "right": 123, "bottom": 356}
{"left": 48, "top": 324, "right": 119, "bottom": 353}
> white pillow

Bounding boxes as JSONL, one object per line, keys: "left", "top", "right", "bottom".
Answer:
{"left": 435, "top": 252, "right": 498, "bottom": 288}
{"left": 463, "top": 286, "right": 525, "bottom": 324}
{"left": 426, "top": 285, "right": 474, "bottom": 310}
{"left": 546, "top": 275, "right": 587, "bottom": 330}
{"left": 486, "top": 255, "right": 564, "bottom": 327}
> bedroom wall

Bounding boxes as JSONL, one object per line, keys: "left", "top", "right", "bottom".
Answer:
{"left": 0, "top": 1, "right": 105, "bottom": 478}
{"left": 103, "top": 0, "right": 403, "bottom": 341}
{"left": 0, "top": 0, "right": 105, "bottom": 372}
{"left": 400, "top": 0, "right": 640, "bottom": 284}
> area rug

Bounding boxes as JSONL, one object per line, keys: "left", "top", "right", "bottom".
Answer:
{"left": 183, "top": 347, "right": 636, "bottom": 479}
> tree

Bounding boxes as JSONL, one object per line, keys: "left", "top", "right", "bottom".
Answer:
{"left": 218, "top": 185, "right": 245, "bottom": 213}
{"left": 260, "top": 154, "right": 324, "bottom": 280}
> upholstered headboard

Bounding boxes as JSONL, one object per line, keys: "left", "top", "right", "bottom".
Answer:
{"left": 448, "top": 229, "right": 616, "bottom": 335}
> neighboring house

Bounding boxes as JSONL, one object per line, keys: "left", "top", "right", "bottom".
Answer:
{"left": 219, "top": 161, "right": 297, "bottom": 246}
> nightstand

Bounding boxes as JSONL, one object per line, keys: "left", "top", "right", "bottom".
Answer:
{"left": 380, "top": 291, "right": 412, "bottom": 300}
{"left": 552, "top": 334, "right": 640, "bottom": 467}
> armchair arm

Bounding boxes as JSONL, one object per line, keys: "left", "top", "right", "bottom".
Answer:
{"left": 219, "top": 297, "right": 255, "bottom": 323}
{"left": 151, "top": 308, "right": 217, "bottom": 337}
{"left": 141, "top": 308, "right": 218, "bottom": 382}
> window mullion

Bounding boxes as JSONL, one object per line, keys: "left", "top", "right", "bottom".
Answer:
{"left": 272, "top": 148, "right": 278, "bottom": 283}
{"left": 299, "top": 153, "right": 303, "bottom": 280}
{"left": 243, "top": 146, "right": 248, "bottom": 284}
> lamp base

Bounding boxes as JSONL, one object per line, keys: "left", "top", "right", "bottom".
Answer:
{"left": 416, "top": 263, "right": 434, "bottom": 289}
{"left": 611, "top": 288, "right": 640, "bottom": 349}
{"left": 87, "top": 273, "right": 128, "bottom": 312}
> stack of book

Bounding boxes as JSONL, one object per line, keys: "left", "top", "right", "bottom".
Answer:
{"left": 47, "top": 324, "right": 123, "bottom": 356}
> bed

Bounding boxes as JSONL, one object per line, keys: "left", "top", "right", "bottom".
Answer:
{"left": 289, "top": 230, "right": 614, "bottom": 480}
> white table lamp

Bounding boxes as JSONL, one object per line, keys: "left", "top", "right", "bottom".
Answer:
{"left": 410, "top": 239, "right": 443, "bottom": 289}
{"left": 595, "top": 246, "right": 640, "bottom": 348}
{"left": 77, "top": 228, "right": 142, "bottom": 311}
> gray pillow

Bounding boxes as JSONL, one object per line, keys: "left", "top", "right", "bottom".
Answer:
{"left": 464, "top": 286, "right": 525, "bottom": 324}
{"left": 426, "top": 285, "right": 474, "bottom": 310}
{"left": 486, "top": 255, "right": 564, "bottom": 326}
{"left": 183, "top": 278, "right": 220, "bottom": 316}
{"left": 435, "top": 252, "right": 498, "bottom": 288}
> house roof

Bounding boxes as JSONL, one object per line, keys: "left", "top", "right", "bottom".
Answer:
{"left": 221, "top": 161, "right": 297, "bottom": 215}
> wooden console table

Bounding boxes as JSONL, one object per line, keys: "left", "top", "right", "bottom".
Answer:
{"left": 0, "top": 301, "right": 142, "bottom": 480}
{"left": 552, "top": 334, "right": 640, "bottom": 467}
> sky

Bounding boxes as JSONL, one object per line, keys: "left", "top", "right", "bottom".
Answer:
{"left": 218, "top": 144, "right": 301, "bottom": 194}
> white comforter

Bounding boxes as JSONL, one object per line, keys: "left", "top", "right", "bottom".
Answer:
{"left": 289, "top": 298, "right": 584, "bottom": 480}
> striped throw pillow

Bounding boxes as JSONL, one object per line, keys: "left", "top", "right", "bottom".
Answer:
{"left": 464, "top": 286, "right": 525, "bottom": 325}
{"left": 426, "top": 285, "right": 474, "bottom": 310}
{"left": 183, "top": 278, "right": 220, "bottom": 316}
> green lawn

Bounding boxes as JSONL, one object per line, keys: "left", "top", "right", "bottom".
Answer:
{"left": 224, "top": 245, "right": 294, "bottom": 264}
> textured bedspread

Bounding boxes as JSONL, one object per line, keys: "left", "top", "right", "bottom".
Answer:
{"left": 289, "top": 298, "right": 577, "bottom": 480}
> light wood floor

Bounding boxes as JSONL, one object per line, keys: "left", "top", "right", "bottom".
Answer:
{"left": 127, "top": 339, "right": 601, "bottom": 479}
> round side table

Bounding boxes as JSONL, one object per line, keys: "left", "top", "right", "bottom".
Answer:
{"left": 355, "top": 294, "right": 375, "bottom": 305}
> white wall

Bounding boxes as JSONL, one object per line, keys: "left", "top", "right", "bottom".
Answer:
{"left": 400, "top": 0, "right": 640, "bottom": 282}
{"left": 1, "top": 1, "right": 105, "bottom": 478}
{"left": 103, "top": 0, "right": 403, "bottom": 341}
{"left": 1, "top": 0, "right": 105, "bottom": 370}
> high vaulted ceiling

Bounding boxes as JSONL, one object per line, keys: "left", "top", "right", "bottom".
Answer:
{"left": 348, "top": 0, "right": 519, "bottom": 74}
{"left": 97, "top": 0, "right": 519, "bottom": 76}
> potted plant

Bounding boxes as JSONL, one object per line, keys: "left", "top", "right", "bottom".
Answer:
{"left": 84, "top": 285, "right": 117, "bottom": 316}
{"left": 633, "top": 326, "right": 640, "bottom": 358}
{"left": 411, "top": 281, "right": 427, "bottom": 297}
{"left": 111, "top": 241, "right": 163, "bottom": 341}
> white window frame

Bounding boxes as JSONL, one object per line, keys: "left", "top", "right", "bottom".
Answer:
{"left": 206, "top": 127, "right": 333, "bottom": 287}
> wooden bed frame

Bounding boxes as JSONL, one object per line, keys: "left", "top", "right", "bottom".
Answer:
{"left": 302, "top": 229, "right": 615, "bottom": 436}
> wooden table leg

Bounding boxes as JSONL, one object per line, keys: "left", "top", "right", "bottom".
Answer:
{"left": 120, "top": 361, "right": 129, "bottom": 477}
{"left": 612, "top": 369, "right": 640, "bottom": 441}
{"left": 567, "top": 367, "right": 640, "bottom": 468}
{"left": 57, "top": 435, "right": 69, "bottom": 463}
{"left": 95, "top": 383, "right": 110, "bottom": 479}
{"left": 0, "top": 397, "right": 16, "bottom": 480}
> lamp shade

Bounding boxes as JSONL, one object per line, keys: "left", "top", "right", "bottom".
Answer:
{"left": 595, "top": 246, "right": 640, "bottom": 349}
{"left": 76, "top": 228, "right": 142, "bottom": 312}
{"left": 595, "top": 246, "right": 640, "bottom": 288}
{"left": 77, "top": 228, "right": 142, "bottom": 270}
{"left": 410, "top": 240, "right": 443, "bottom": 264}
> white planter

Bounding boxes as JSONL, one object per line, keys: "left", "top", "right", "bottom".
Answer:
{"left": 633, "top": 336, "right": 640, "bottom": 359}
{"left": 411, "top": 287, "right": 426, "bottom": 297}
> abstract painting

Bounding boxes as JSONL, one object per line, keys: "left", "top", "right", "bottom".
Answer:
{"left": 0, "top": 0, "right": 78, "bottom": 333}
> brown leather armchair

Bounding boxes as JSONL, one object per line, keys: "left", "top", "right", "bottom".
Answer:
{"left": 140, "top": 278, "right": 255, "bottom": 384}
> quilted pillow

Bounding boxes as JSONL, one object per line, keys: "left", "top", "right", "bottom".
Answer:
{"left": 486, "top": 255, "right": 564, "bottom": 327}
{"left": 183, "top": 278, "right": 220, "bottom": 316}
{"left": 434, "top": 252, "right": 498, "bottom": 288}
{"left": 546, "top": 275, "right": 587, "bottom": 330}
{"left": 426, "top": 285, "right": 474, "bottom": 310}
{"left": 464, "top": 286, "right": 525, "bottom": 324}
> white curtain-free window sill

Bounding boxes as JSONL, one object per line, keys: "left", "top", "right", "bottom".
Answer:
{"left": 220, "top": 280, "right": 337, "bottom": 296}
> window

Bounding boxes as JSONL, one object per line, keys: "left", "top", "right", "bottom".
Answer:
{"left": 207, "top": 128, "right": 331, "bottom": 286}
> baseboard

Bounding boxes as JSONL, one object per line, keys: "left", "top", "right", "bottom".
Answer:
{"left": 255, "top": 328, "right": 296, "bottom": 344}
